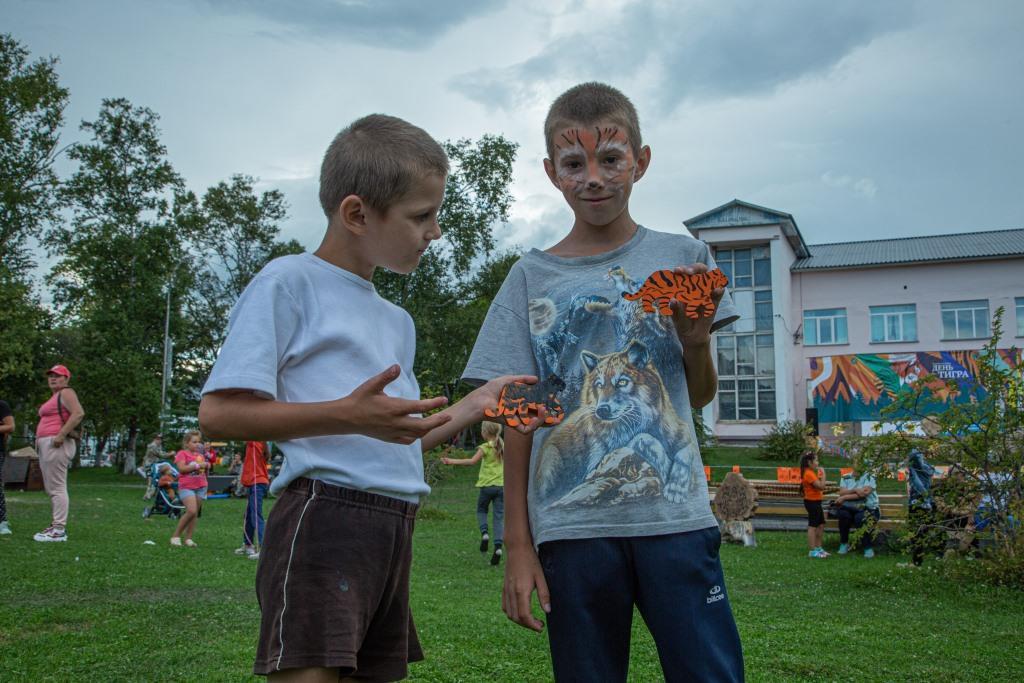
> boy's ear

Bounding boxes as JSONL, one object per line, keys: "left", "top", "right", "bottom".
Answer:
{"left": 336, "top": 194, "right": 369, "bottom": 235}
{"left": 543, "top": 157, "right": 561, "bottom": 190}
{"left": 632, "top": 145, "right": 652, "bottom": 182}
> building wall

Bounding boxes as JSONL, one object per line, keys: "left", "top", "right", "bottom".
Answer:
{"left": 790, "top": 257, "right": 1024, "bottom": 420}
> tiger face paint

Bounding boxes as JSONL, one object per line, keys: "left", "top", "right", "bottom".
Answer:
{"left": 545, "top": 121, "right": 649, "bottom": 230}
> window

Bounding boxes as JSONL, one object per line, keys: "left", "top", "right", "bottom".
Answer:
{"left": 870, "top": 304, "right": 917, "bottom": 342}
{"left": 803, "top": 308, "right": 848, "bottom": 345}
{"left": 717, "top": 333, "right": 776, "bottom": 420}
{"left": 1017, "top": 297, "right": 1024, "bottom": 337}
{"left": 714, "top": 244, "right": 775, "bottom": 421}
{"left": 714, "top": 245, "right": 771, "bottom": 290}
{"left": 941, "top": 300, "right": 989, "bottom": 340}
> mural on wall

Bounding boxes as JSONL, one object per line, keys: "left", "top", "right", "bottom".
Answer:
{"left": 808, "top": 349, "right": 1021, "bottom": 422}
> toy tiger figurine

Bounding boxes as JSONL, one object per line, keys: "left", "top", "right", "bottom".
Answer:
{"left": 484, "top": 375, "right": 566, "bottom": 428}
{"left": 622, "top": 268, "right": 729, "bottom": 318}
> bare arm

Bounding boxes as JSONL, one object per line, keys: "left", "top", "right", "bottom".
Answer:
{"left": 199, "top": 366, "right": 450, "bottom": 444}
{"left": 419, "top": 374, "right": 542, "bottom": 452}
{"left": 442, "top": 448, "right": 485, "bottom": 466}
{"left": 0, "top": 415, "right": 13, "bottom": 436}
{"left": 501, "top": 428, "right": 550, "bottom": 632}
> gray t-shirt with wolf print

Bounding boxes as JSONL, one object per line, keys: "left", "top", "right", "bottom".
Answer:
{"left": 462, "top": 225, "right": 740, "bottom": 547}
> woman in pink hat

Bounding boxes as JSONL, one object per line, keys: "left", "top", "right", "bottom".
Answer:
{"left": 34, "top": 365, "right": 84, "bottom": 542}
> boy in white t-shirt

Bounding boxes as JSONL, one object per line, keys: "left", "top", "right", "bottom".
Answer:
{"left": 199, "top": 114, "right": 537, "bottom": 682}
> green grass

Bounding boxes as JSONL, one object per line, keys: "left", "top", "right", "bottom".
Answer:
{"left": 2, "top": 467, "right": 1022, "bottom": 681}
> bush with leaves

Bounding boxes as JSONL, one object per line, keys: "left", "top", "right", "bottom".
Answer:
{"left": 759, "top": 419, "right": 811, "bottom": 462}
{"left": 841, "top": 308, "right": 1023, "bottom": 586}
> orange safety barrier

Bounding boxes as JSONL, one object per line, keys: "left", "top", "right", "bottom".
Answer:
{"left": 897, "top": 470, "right": 907, "bottom": 481}
{"left": 732, "top": 465, "right": 741, "bottom": 473}
{"left": 840, "top": 468, "right": 853, "bottom": 476}
{"left": 704, "top": 466, "right": 711, "bottom": 482}
{"left": 776, "top": 467, "right": 802, "bottom": 483}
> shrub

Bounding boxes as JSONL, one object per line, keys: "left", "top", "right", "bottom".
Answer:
{"left": 692, "top": 408, "right": 716, "bottom": 449}
{"left": 759, "top": 419, "right": 810, "bottom": 461}
{"left": 847, "top": 308, "right": 1023, "bottom": 587}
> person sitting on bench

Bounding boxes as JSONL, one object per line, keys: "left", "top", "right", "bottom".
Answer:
{"left": 833, "top": 457, "right": 880, "bottom": 558}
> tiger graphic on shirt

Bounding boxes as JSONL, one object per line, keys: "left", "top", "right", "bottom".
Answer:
{"left": 534, "top": 339, "right": 702, "bottom": 505}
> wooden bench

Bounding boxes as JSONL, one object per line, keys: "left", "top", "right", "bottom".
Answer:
{"left": 710, "top": 480, "right": 907, "bottom": 532}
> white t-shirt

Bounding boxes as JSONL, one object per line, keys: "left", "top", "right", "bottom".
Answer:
{"left": 202, "top": 253, "right": 429, "bottom": 502}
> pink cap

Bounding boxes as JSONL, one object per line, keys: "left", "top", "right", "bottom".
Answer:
{"left": 47, "top": 364, "right": 71, "bottom": 378}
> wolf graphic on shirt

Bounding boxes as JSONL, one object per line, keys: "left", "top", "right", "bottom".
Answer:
{"left": 534, "top": 339, "right": 701, "bottom": 505}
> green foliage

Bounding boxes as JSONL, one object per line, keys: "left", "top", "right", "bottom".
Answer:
{"left": 175, "top": 174, "right": 302, "bottom": 399}
{"left": 843, "top": 308, "right": 1023, "bottom": 586}
{"left": 759, "top": 419, "right": 810, "bottom": 462}
{"left": 374, "top": 135, "right": 520, "bottom": 394}
{"left": 47, "top": 98, "right": 187, "bottom": 462}
{"left": 692, "top": 408, "right": 716, "bottom": 448}
{"left": 0, "top": 34, "right": 69, "bottom": 273}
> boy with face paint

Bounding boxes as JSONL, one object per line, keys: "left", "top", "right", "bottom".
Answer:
{"left": 463, "top": 83, "right": 745, "bottom": 681}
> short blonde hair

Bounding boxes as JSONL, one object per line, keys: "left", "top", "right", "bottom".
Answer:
{"left": 544, "top": 82, "right": 642, "bottom": 161}
{"left": 319, "top": 114, "right": 449, "bottom": 218}
{"left": 182, "top": 430, "right": 202, "bottom": 448}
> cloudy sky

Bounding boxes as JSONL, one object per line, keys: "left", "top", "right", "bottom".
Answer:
{"left": 9, "top": 0, "right": 1024, "bottom": 262}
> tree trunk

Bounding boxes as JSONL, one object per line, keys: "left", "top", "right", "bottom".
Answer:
{"left": 94, "top": 434, "right": 107, "bottom": 468}
{"left": 123, "top": 421, "right": 139, "bottom": 474}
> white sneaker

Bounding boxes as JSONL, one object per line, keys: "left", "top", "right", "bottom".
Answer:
{"left": 0, "top": 521, "right": 11, "bottom": 535}
{"left": 235, "top": 545, "right": 254, "bottom": 555}
{"left": 248, "top": 551, "right": 260, "bottom": 560}
{"left": 34, "top": 527, "right": 68, "bottom": 542}
{"left": 170, "top": 536, "right": 182, "bottom": 547}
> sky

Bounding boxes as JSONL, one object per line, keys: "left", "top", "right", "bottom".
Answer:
{"left": 8, "top": 0, "right": 1024, "bottom": 266}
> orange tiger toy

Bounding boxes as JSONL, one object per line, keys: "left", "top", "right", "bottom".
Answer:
{"left": 622, "top": 268, "right": 729, "bottom": 318}
{"left": 484, "top": 375, "right": 566, "bottom": 428}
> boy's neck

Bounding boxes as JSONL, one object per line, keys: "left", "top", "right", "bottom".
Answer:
{"left": 545, "top": 211, "right": 638, "bottom": 258}
{"left": 315, "top": 224, "right": 375, "bottom": 281}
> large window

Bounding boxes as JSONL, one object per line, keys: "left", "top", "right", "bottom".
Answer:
{"left": 1017, "top": 297, "right": 1024, "bottom": 337}
{"left": 870, "top": 304, "right": 917, "bottom": 342}
{"left": 714, "top": 244, "right": 775, "bottom": 421}
{"left": 803, "top": 308, "right": 848, "bottom": 345}
{"left": 941, "top": 300, "right": 989, "bottom": 340}
{"left": 715, "top": 246, "right": 771, "bottom": 289}
{"left": 717, "top": 333, "right": 775, "bottom": 420}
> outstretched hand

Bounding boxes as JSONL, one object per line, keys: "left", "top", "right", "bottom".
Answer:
{"left": 341, "top": 365, "right": 451, "bottom": 445}
{"left": 669, "top": 263, "right": 724, "bottom": 347}
{"left": 475, "top": 375, "right": 549, "bottom": 435}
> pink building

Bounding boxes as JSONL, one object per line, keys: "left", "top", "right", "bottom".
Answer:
{"left": 687, "top": 200, "right": 1024, "bottom": 442}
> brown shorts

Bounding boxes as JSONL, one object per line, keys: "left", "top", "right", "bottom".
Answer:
{"left": 254, "top": 478, "right": 422, "bottom": 681}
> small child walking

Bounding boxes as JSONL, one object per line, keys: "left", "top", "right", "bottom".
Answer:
{"left": 171, "top": 431, "right": 208, "bottom": 548}
{"left": 801, "top": 451, "right": 829, "bottom": 558}
{"left": 442, "top": 421, "right": 505, "bottom": 565}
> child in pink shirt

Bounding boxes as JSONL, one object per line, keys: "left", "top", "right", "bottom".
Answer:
{"left": 171, "top": 431, "right": 208, "bottom": 547}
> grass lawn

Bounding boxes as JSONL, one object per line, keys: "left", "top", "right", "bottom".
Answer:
{"left": 2, "top": 466, "right": 1022, "bottom": 681}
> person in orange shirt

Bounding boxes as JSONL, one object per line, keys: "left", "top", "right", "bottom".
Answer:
{"left": 800, "top": 451, "right": 828, "bottom": 558}
{"left": 235, "top": 440, "right": 270, "bottom": 559}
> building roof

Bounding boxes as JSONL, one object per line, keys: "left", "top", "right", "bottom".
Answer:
{"left": 684, "top": 199, "right": 811, "bottom": 258}
{"left": 792, "top": 228, "right": 1024, "bottom": 271}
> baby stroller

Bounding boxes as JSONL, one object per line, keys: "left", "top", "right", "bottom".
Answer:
{"left": 141, "top": 462, "right": 184, "bottom": 520}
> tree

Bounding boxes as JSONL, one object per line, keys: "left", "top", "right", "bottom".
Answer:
{"left": 176, "top": 174, "right": 303, "bottom": 400}
{"left": 0, "top": 267, "right": 53, "bottom": 436}
{"left": 373, "top": 134, "right": 520, "bottom": 394}
{"left": 847, "top": 308, "right": 1023, "bottom": 585}
{"left": 0, "top": 34, "right": 69, "bottom": 273}
{"left": 49, "top": 98, "right": 186, "bottom": 469}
